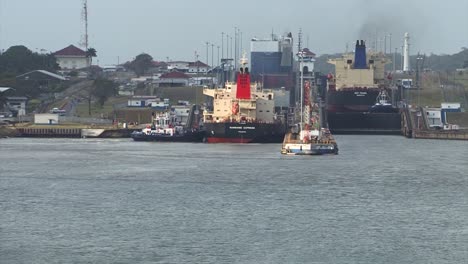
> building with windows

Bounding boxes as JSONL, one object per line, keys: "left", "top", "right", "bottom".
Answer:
{"left": 53, "top": 45, "right": 90, "bottom": 70}
{"left": 156, "top": 71, "right": 191, "bottom": 87}
{"left": 188, "top": 61, "right": 210, "bottom": 74}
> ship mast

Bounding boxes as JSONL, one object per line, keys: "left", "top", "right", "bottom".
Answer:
{"left": 298, "top": 29, "right": 304, "bottom": 130}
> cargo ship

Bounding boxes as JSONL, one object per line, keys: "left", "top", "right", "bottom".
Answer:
{"left": 203, "top": 55, "right": 286, "bottom": 143}
{"left": 326, "top": 40, "right": 401, "bottom": 134}
{"left": 250, "top": 33, "right": 295, "bottom": 95}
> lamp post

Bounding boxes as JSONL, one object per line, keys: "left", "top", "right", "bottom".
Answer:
{"left": 230, "top": 36, "right": 233, "bottom": 61}
{"left": 221, "top": 32, "right": 224, "bottom": 59}
{"left": 416, "top": 54, "right": 424, "bottom": 106}
{"left": 211, "top": 43, "right": 214, "bottom": 70}
{"left": 226, "top": 34, "right": 229, "bottom": 59}
{"left": 205, "top": 42, "right": 209, "bottom": 68}
{"left": 234, "top": 27, "right": 237, "bottom": 70}
{"left": 217, "top": 46, "right": 220, "bottom": 67}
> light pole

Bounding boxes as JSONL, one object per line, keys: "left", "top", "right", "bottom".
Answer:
{"left": 195, "top": 51, "right": 199, "bottom": 76}
{"left": 240, "top": 31, "right": 243, "bottom": 55}
{"left": 226, "top": 34, "right": 229, "bottom": 59}
{"left": 389, "top": 33, "right": 392, "bottom": 58}
{"left": 217, "top": 46, "right": 220, "bottom": 67}
{"left": 416, "top": 55, "right": 424, "bottom": 107}
{"left": 234, "top": 27, "right": 237, "bottom": 70}
{"left": 205, "top": 42, "right": 209, "bottom": 67}
{"left": 221, "top": 32, "right": 224, "bottom": 60}
{"left": 230, "top": 36, "right": 233, "bottom": 61}
{"left": 211, "top": 43, "right": 214, "bottom": 70}
{"left": 384, "top": 34, "right": 387, "bottom": 55}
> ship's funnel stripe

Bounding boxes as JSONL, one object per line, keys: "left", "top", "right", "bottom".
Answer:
{"left": 236, "top": 72, "right": 251, "bottom": 99}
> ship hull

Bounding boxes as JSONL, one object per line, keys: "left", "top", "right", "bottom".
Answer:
{"left": 327, "top": 89, "right": 402, "bottom": 134}
{"left": 204, "top": 122, "right": 286, "bottom": 143}
{"left": 327, "top": 89, "right": 380, "bottom": 112}
{"left": 131, "top": 130, "right": 206, "bottom": 142}
{"left": 328, "top": 112, "right": 401, "bottom": 134}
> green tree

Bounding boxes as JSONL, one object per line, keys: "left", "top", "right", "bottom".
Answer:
{"left": 0, "top": 45, "right": 58, "bottom": 76}
{"left": 0, "top": 91, "right": 7, "bottom": 111}
{"left": 128, "top": 53, "right": 153, "bottom": 76}
{"left": 86, "top": 78, "right": 117, "bottom": 115}
{"left": 86, "top": 47, "right": 97, "bottom": 66}
{"left": 0, "top": 45, "right": 59, "bottom": 98}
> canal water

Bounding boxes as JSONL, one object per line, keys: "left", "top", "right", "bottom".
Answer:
{"left": 0, "top": 136, "right": 467, "bottom": 263}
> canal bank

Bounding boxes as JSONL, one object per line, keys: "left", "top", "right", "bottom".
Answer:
{"left": 0, "top": 126, "right": 19, "bottom": 138}
{"left": 1, "top": 125, "right": 138, "bottom": 138}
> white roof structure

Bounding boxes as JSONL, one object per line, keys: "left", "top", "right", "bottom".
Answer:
{"left": 0, "top": 87, "right": 13, "bottom": 93}
{"left": 16, "top": 70, "right": 67, "bottom": 81}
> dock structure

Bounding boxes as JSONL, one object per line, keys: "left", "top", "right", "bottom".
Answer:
{"left": 14, "top": 127, "right": 138, "bottom": 138}
{"left": 16, "top": 128, "right": 82, "bottom": 138}
{"left": 401, "top": 106, "right": 468, "bottom": 140}
{"left": 413, "top": 130, "right": 468, "bottom": 140}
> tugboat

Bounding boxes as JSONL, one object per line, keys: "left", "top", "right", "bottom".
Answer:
{"left": 131, "top": 109, "right": 205, "bottom": 142}
{"left": 202, "top": 53, "right": 286, "bottom": 143}
{"left": 369, "top": 90, "right": 399, "bottom": 113}
{"left": 281, "top": 49, "right": 338, "bottom": 155}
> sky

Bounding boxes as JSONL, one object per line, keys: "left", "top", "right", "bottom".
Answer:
{"left": 1, "top": 0, "right": 467, "bottom": 65}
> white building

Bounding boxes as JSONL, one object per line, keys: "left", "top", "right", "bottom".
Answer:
{"left": 34, "top": 113, "right": 59, "bottom": 125}
{"left": 53, "top": 45, "right": 90, "bottom": 70}
{"left": 155, "top": 71, "right": 191, "bottom": 87}
{"left": 167, "top": 61, "right": 189, "bottom": 72}
{"left": 127, "top": 96, "right": 159, "bottom": 107}
{"left": 188, "top": 61, "right": 210, "bottom": 74}
{"left": 425, "top": 108, "right": 443, "bottom": 127}
{"left": 5, "top": 97, "right": 27, "bottom": 116}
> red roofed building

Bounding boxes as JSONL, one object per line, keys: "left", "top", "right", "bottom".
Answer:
{"left": 188, "top": 60, "right": 210, "bottom": 74}
{"left": 156, "top": 71, "right": 191, "bottom": 87}
{"left": 53, "top": 45, "right": 91, "bottom": 70}
{"left": 301, "top": 48, "right": 316, "bottom": 57}
{"left": 298, "top": 48, "right": 316, "bottom": 73}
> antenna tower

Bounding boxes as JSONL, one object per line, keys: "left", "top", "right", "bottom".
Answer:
{"left": 81, "top": 0, "right": 88, "bottom": 51}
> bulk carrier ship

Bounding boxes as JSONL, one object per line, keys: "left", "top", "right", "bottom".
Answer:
{"left": 326, "top": 40, "right": 401, "bottom": 134}
{"left": 203, "top": 55, "right": 286, "bottom": 143}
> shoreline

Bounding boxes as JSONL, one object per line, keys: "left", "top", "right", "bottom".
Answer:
{"left": 0, "top": 125, "right": 139, "bottom": 138}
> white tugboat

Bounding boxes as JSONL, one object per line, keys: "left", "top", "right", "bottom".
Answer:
{"left": 281, "top": 48, "right": 338, "bottom": 155}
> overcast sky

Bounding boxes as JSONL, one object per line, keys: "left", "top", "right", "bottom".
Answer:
{"left": 1, "top": 0, "right": 467, "bottom": 65}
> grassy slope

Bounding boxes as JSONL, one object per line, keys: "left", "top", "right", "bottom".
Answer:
{"left": 73, "top": 86, "right": 205, "bottom": 119}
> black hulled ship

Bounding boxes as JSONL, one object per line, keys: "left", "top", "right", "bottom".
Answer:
{"left": 326, "top": 40, "right": 401, "bottom": 134}
{"left": 203, "top": 54, "right": 286, "bottom": 143}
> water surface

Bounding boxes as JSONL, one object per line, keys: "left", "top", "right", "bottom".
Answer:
{"left": 1, "top": 136, "right": 467, "bottom": 263}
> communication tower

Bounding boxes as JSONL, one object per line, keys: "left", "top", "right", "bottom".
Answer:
{"left": 81, "top": 0, "right": 89, "bottom": 51}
